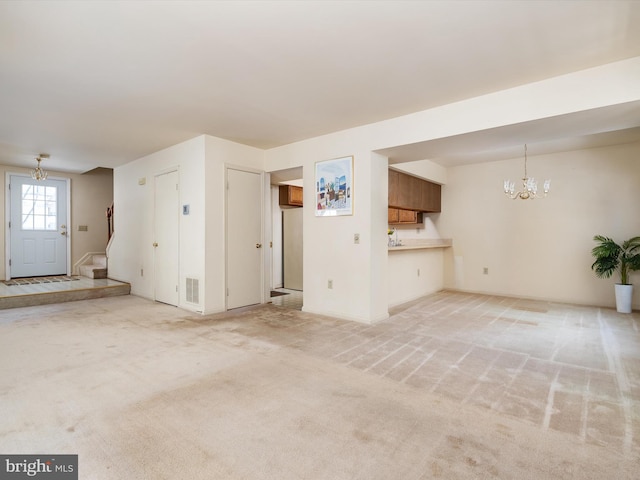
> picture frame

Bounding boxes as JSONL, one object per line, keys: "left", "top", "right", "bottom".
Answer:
{"left": 315, "top": 155, "right": 353, "bottom": 216}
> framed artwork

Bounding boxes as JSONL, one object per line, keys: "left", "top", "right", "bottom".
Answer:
{"left": 315, "top": 155, "right": 353, "bottom": 216}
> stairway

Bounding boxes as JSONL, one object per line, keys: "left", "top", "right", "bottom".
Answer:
{"left": 79, "top": 254, "right": 108, "bottom": 279}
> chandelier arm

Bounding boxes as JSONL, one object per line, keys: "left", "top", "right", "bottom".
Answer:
{"left": 503, "top": 144, "right": 550, "bottom": 200}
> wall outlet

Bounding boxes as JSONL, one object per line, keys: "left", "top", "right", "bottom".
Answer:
{"left": 140, "top": 268, "right": 144, "bottom": 277}
{"left": 417, "top": 268, "right": 420, "bottom": 277}
{"left": 328, "top": 279, "right": 333, "bottom": 289}
{"left": 483, "top": 267, "right": 489, "bottom": 275}
{"left": 354, "top": 233, "right": 360, "bottom": 244}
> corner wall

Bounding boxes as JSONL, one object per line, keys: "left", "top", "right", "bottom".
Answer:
{"left": 110, "top": 134, "right": 266, "bottom": 315}
{"left": 203, "top": 135, "right": 265, "bottom": 314}
{"left": 109, "top": 136, "right": 206, "bottom": 311}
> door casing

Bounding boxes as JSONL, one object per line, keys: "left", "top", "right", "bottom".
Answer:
{"left": 5, "top": 173, "right": 71, "bottom": 280}
{"left": 225, "top": 166, "right": 264, "bottom": 309}
{"left": 153, "top": 169, "right": 180, "bottom": 306}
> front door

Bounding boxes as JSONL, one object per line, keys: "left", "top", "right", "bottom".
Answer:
{"left": 227, "top": 168, "right": 263, "bottom": 309}
{"left": 154, "top": 170, "right": 180, "bottom": 306}
{"left": 9, "top": 175, "right": 69, "bottom": 278}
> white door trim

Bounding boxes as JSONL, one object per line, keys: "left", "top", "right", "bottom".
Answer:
{"left": 4, "top": 172, "right": 71, "bottom": 280}
{"left": 153, "top": 167, "right": 180, "bottom": 306}
{"left": 224, "top": 164, "right": 265, "bottom": 310}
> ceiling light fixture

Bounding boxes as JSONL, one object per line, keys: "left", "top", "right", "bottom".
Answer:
{"left": 503, "top": 144, "right": 550, "bottom": 200}
{"left": 31, "top": 153, "right": 49, "bottom": 181}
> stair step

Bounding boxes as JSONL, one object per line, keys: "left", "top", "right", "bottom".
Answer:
{"left": 79, "top": 265, "right": 108, "bottom": 279}
{"left": 0, "top": 282, "right": 131, "bottom": 310}
{"left": 79, "top": 254, "right": 108, "bottom": 279}
{"left": 92, "top": 255, "right": 107, "bottom": 268}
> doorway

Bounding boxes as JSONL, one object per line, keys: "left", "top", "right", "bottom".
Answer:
{"left": 269, "top": 167, "right": 304, "bottom": 310}
{"left": 154, "top": 170, "right": 179, "bottom": 306}
{"left": 226, "top": 167, "right": 263, "bottom": 309}
{"left": 8, "top": 174, "right": 70, "bottom": 278}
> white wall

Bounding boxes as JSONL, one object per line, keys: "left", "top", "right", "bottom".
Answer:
{"left": 109, "top": 136, "right": 206, "bottom": 311}
{"left": 267, "top": 130, "right": 390, "bottom": 323}
{"left": 388, "top": 249, "right": 445, "bottom": 307}
{"left": 436, "top": 142, "right": 640, "bottom": 309}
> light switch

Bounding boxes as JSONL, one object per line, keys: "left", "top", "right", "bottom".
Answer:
{"left": 354, "top": 233, "right": 360, "bottom": 244}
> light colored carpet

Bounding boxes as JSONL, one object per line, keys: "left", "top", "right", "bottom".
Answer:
{"left": 0, "top": 293, "right": 637, "bottom": 479}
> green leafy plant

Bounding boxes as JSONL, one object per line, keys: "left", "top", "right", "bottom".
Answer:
{"left": 591, "top": 235, "right": 640, "bottom": 285}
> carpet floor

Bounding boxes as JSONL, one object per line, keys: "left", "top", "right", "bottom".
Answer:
{"left": 0, "top": 292, "right": 638, "bottom": 479}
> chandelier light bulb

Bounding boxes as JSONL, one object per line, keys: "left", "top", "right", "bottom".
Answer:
{"left": 503, "top": 145, "right": 550, "bottom": 200}
{"left": 31, "top": 154, "right": 49, "bottom": 181}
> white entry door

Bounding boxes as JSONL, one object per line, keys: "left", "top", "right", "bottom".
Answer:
{"left": 227, "top": 168, "right": 262, "bottom": 309}
{"left": 154, "top": 170, "right": 179, "bottom": 306}
{"left": 9, "top": 175, "right": 69, "bottom": 278}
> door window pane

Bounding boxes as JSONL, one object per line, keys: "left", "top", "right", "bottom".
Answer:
{"left": 21, "top": 184, "right": 57, "bottom": 231}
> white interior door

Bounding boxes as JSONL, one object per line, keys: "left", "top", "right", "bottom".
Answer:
{"left": 9, "top": 175, "right": 69, "bottom": 278}
{"left": 154, "top": 170, "right": 179, "bottom": 306}
{"left": 227, "top": 168, "right": 262, "bottom": 309}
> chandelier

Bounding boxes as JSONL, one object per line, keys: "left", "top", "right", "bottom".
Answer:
{"left": 503, "top": 145, "right": 550, "bottom": 200}
{"left": 31, "top": 153, "right": 49, "bottom": 181}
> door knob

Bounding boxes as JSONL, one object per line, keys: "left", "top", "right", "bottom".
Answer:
{"left": 256, "top": 243, "right": 262, "bottom": 248}
{"left": 153, "top": 242, "right": 158, "bottom": 247}
{"left": 60, "top": 231, "right": 67, "bottom": 236}
{"left": 60, "top": 225, "right": 66, "bottom": 229}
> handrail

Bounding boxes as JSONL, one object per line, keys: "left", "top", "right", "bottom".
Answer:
{"left": 106, "top": 203, "right": 114, "bottom": 241}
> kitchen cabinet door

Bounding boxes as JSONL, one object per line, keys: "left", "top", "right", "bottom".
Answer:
{"left": 388, "top": 208, "right": 399, "bottom": 223}
{"left": 279, "top": 185, "right": 303, "bottom": 207}
{"left": 419, "top": 181, "right": 441, "bottom": 212}
{"left": 388, "top": 208, "right": 423, "bottom": 225}
{"left": 388, "top": 169, "right": 400, "bottom": 207}
{"left": 397, "top": 173, "right": 421, "bottom": 210}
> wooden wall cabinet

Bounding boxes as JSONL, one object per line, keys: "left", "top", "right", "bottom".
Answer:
{"left": 388, "top": 169, "right": 400, "bottom": 207}
{"left": 279, "top": 185, "right": 303, "bottom": 207}
{"left": 419, "top": 181, "right": 441, "bottom": 212}
{"left": 388, "top": 169, "right": 441, "bottom": 213}
{"left": 388, "top": 208, "right": 423, "bottom": 225}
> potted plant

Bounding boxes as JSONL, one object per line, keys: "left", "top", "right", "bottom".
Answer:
{"left": 591, "top": 235, "right": 640, "bottom": 313}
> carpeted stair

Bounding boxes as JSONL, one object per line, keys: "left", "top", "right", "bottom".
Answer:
{"left": 79, "top": 254, "right": 108, "bottom": 279}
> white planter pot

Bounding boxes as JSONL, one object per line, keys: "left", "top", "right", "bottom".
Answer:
{"left": 614, "top": 284, "right": 633, "bottom": 313}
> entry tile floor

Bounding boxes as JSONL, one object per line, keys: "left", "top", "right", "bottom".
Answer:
{"left": 0, "top": 277, "right": 127, "bottom": 298}
{"left": 213, "top": 291, "right": 640, "bottom": 456}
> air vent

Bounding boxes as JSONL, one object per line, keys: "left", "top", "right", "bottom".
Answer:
{"left": 186, "top": 278, "right": 200, "bottom": 304}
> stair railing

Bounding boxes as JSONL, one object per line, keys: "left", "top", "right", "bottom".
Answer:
{"left": 106, "top": 203, "right": 114, "bottom": 241}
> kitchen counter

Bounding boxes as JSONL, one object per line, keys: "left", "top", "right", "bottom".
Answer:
{"left": 388, "top": 239, "right": 452, "bottom": 251}
{"left": 387, "top": 238, "right": 450, "bottom": 307}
